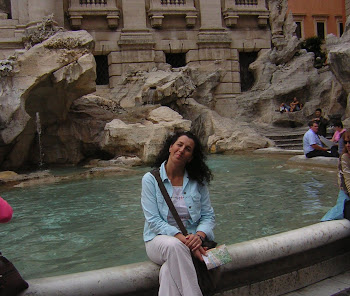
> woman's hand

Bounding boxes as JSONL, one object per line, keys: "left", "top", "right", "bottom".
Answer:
{"left": 192, "top": 246, "right": 207, "bottom": 261}
{"left": 174, "top": 233, "right": 203, "bottom": 252}
{"left": 184, "top": 233, "right": 202, "bottom": 252}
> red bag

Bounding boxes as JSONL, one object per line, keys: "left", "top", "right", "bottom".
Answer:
{"left": 0, "top": 197, "right": 13, "bottom": 223}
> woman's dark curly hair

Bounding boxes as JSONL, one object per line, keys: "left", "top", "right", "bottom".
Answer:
{"left": 153, "top": 131, "right": 213, "bottom": 185}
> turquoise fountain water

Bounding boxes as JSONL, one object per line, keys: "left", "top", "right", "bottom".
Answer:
{"left": 0, "top": 154, "right": 338, "bottom": 280}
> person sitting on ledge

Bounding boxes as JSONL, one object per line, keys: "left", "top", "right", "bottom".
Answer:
{"left": 279, "top": 102, "right": 290, "bottom": 113}
{"left": 330, "top": 120, "right": 346, "bottom": 158}
{"left": 303, "top": 120, "right": 337, "bottom": 158}
{"left": 312, "top": 108, "right": 328, "bottom": 137}
{"left": 321, "top": 131, "right": 350, "bottom": 221}
{"left": 289, "top": 97, "right": 301, "bottom": 112}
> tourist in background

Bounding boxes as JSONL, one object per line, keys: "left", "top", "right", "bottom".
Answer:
{"left": 331, "top": 120, "right": 346, "bottom": 144}
{"left": 331, "top": 120, "right": 346, "bottom": 156}
{"left": 289, "top": 97, "right": 301, "bottom": 112}
{"left": 279, "top": 102, "right": 290, "bottom": 113}
{"left": 303, "top": 120, "right": 336, "bottom": 158}
{"left": 312, "top": 108, "right": 329, "bottom": 137}
{"left": 0, "top": 196, "right": 13, "bottom": 223}
{"left": 321, "top": 131, "right": 350, "bottom": 221}
{"left": 141, "top": 131, "right": 215, "bottom": 296}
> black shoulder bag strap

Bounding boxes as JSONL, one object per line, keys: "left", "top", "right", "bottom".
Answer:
{"left": 150, "top": 169, "right": 188, "bottom": 236}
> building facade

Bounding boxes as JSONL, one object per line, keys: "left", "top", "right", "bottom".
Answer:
{"left": 0, "top": 0, "right": 272, "bottom": 98}
{"left": 288, "top": 0, "right": 345, "bottom": 40}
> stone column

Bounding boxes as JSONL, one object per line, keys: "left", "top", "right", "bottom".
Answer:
{"left": 110, "top": 0, "right": 155, "bottom": 87}
{"left": 190, "top": 0, "right": 235, "bottom": 99}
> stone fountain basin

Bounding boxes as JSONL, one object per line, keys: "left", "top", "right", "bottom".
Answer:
{"left": 21, "top": 220, "right": 350, "bottom": 296}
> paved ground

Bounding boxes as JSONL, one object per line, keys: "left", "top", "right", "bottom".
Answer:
{"left": 283, "top": 270, "right": 350, "bottom": 296}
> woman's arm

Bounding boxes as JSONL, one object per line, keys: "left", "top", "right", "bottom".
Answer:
{"left": 0, "top": 197, "right": 13, "bottom": 223}
{"left": 341, "top": 154, "right": 350, "bottom": 193}
{"left": 331, "top": 131, "right": 337, "bottom": 142}
{"left": 141, "top": 173, "right": 180, "bottom": 237}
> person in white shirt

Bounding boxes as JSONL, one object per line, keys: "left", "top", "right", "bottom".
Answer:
{"left": 303, "top": 120, "right": 336, "bottom": 158}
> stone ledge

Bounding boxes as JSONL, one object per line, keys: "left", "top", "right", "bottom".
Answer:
{"left": 254, "top": 147, "right": 304, "bottom": 155}
{"left": 287, "top": 155, "right": 339, "bottom": 169}
{"left": 21, "top": 220, "right": 350, "bottom": 296}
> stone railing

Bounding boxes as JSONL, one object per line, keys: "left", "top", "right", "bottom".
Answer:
{"left": 68, "top": 0, "right": 120, "bottom": 30}
{"left": 79, "top": 0, "right": 107, "bottom": 4}
{"left": 161, "top": 0, "right": 186, "bottom": 4}
{"left": 235, "top": 0, "right": 258, "bottom": 5}
{"left": 148, "top": 0, "right": 197, "bottom": 28}
{"left": 223, "top": 0, "right": 269, "bottom": 28}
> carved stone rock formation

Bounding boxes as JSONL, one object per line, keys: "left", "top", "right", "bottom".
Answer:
{"left": 327, "top": 16, "right": 350, "bottom": 118}
{"left": 0, "top": 30, "right": 95, "bottom": 169}
{"left": 101, "top": 106, "right": 192, "bottom": 163}
{"left": 0, "top": 2, "right": 350, "bottom": 170}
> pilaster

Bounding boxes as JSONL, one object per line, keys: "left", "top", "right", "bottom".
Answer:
{"left": 122, "top": 0, "right": 148, "bottom": 31}
{"left": 198, "top": 0, "right": 224, "bottom": 30}
{"left": 109, "top": 0, "right": 156, "bottom": 87}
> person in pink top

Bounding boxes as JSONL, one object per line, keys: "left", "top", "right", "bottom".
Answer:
{"left": 0, "top": 196, "right": 13, "bottom": 223}
{"left": 331, "top": 121, "right": 346, "bottom": 143}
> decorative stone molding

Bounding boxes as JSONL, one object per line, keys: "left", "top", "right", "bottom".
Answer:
{"left": 197, "top": 31, "right": 232, "bottom": 48}
{"left": 222, "top": 0, "right": 269, "bottom": 28}
{"left": 148, "top": 0, "right": 198, "bottom": 28}
{"left": 68, "top": 0, "right": 120, "bottom": 30}
{"left": 118, "top": 32, "right": 155, "bottom": 50}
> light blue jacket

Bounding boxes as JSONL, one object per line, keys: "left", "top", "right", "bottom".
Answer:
{"left": 321, "top": 189, "right": 350, "bottom": 221}
{"left": 141, "top": 161, "right": 215, "bottom": 242}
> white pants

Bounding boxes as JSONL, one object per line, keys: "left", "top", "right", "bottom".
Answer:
{"left": 145, "top": 235, "right": 203, "bottom": 296}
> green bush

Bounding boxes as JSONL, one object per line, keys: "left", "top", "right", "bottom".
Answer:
{"left": 300, "top": 36, "right": 326, "bottom": 68}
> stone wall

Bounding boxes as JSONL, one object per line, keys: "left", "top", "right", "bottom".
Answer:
{"left": 0, "top": 0, "right": 271, "bottom": 99}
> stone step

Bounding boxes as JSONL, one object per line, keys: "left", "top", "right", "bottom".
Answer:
{"left": 276, "top": 143, "right": 303, "bottom": 149}
{"left": 268, "top": 134, "right": 304, "bottom": 141}
{"left": 257, "top": 125, "right": 335, "bottom": 151}
{"left": 274, "top": 138, "right": 303, "bottom": 143}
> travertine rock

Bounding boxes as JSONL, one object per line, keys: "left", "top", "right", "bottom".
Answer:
{"left": 101, "top": 106, "right": 191, "bottom": 163}
{"left": 178, "top": 98, "right": 272, "bottom": 153}
{"left": 326, "top": 16, "right": 350, "bottom": 117}
{"left": 0, "top": 30, "right": 95, "bottom": 169}
{"left": 110, "top": 65, "right": 222, "bottom": 109}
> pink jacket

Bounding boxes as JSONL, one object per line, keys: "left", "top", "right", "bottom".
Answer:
{"left": 0, "top": 197, "right": 13, "bottom": 223}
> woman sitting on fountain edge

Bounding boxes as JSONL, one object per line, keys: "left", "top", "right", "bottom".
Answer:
{"left": 141, "top": 131, "right": 215, "bottom": 296}
{"left": 321, "top": 131, "right": 350, "bottom": 221}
